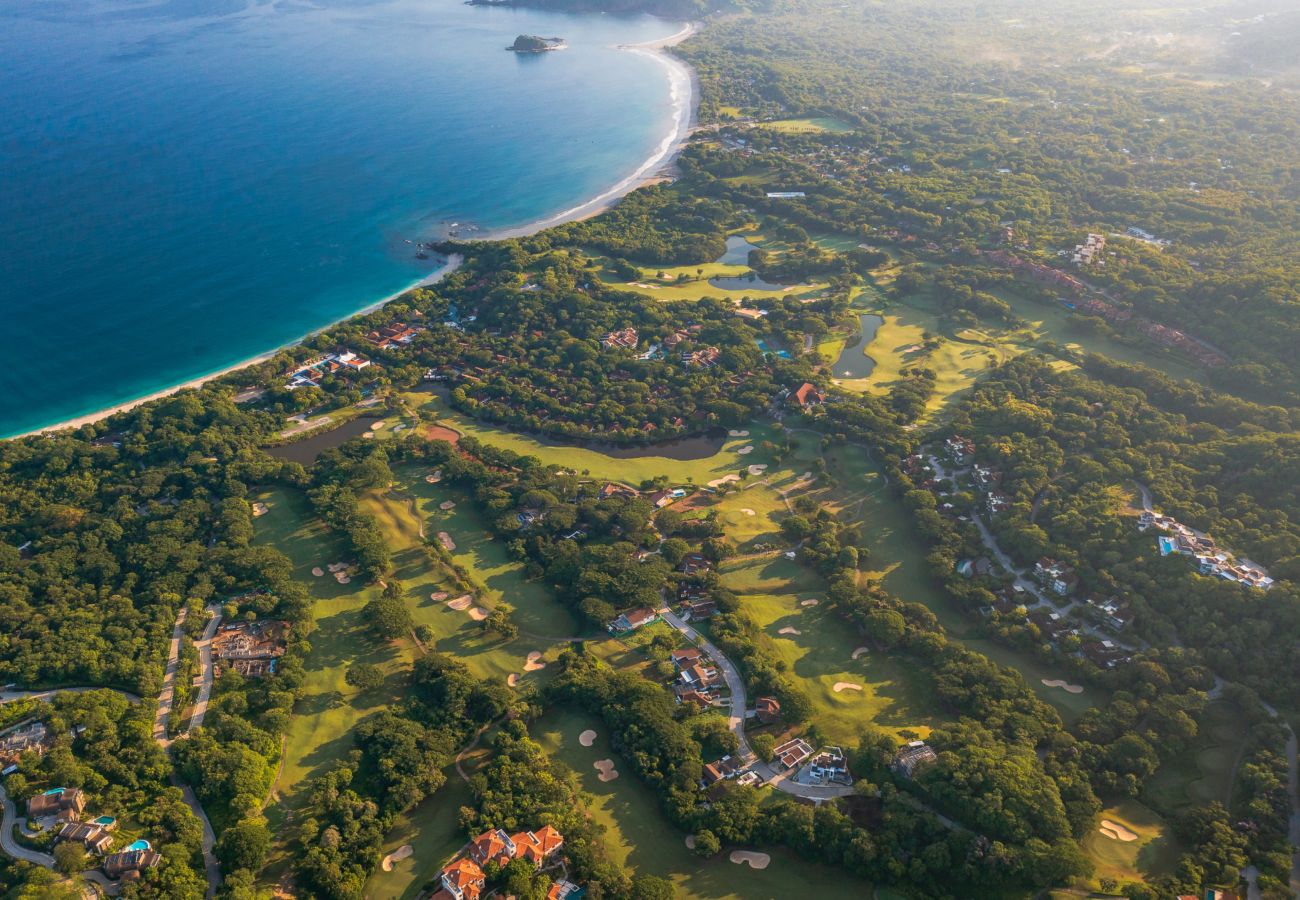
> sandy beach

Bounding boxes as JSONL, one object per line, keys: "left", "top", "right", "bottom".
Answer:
{"left": 11, "top": 20, "right": 700, "bottom": 441}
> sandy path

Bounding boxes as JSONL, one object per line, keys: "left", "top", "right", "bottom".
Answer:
{"left": 1098, "top": 820, "right": 1138, "bottom": 841}
{"left": 381, "top": 845, "right": 414, "bottom": 871}
{"left": 1041, "top": 678, "right": 1085, "bottom": 694}
{"left": 729, "top": 850, "right": 770, "bottom": 869}
{"left": 593, "top": 759, "right": 619, "bottom": 782}
{"left": 579, "top": 729, "right": 597, "bottom": 747}
{"left": 833, "top": 682, "right": 863, "bottom": 693}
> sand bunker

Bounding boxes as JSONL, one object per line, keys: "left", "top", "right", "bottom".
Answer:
{"left": 447, "top": 595, "right": 473, "bottom": 611}
{"left": 524, "top": 651, "right": 546, "bottom": 672}
{"left": 335, "top": 572, "right": 352, "bottom": 584}
{"left": 833, "top": 682, "right": 864, "bottom": 693}
{"left": 507, "top": 674, "right": 520, "bottom": 687}
{"left": 311, "top": 567, "right": 324, "bottom": 577}
{"left": 438, "top": 532, "right": 456, "bottom": 551}
{"left": 729, "top": 850, "right": 770, "bottom": 870}
{"left": 362, "top": 432, "right": 375, "bottom": 439}
{"left": 739, "top": 508, "right": 756, "bottom": 516}
{"left": 1098, "top": 820, "right": 1139, "bottom": 842}
{"left": 707, "top": 474, "right": 741, "bottom": 488}
{"left": 1041, "top": 679, "right": 1085, "bottom": 694}
{"left": 251, "top": 501, "right": 269, "bottom": 517}
{"left": 778, "top": 627, "right": 802, "bottom": 636}
{"left": 851, "top": 647, "right": 869, "bottom": 660}
{"left": 438, "top": 500, "right": 456, "bottom": 511}
{"left": 578, "top": 730, "right": 597, "bottom": 747}
{"left": 736, "top": 445, "right": 754, "bottom": 455}
{"left": 800, "top": 598, "right": 819, "bottom": 607}
{"left": 431, "top": 591, "right": 449, "bottom": 601}
{"left": 371, "top": 421, "right": 386, "bottom": 430}
{"left": 593, "top": 759, "right": 619, "bottom": 782}
{"left": 381, "top": 845, "right": 413, "bottom": 871}
{"left": 327, "top": 562, "right": 348, "bottom": 572}
{"left": 747, "top": 464, "right": 768, "bottom": 475}
{"left": 728, "top": 430, "right": 750, "bottom": 438}
{"left": 684, "top": 835, "right": 697, "bottom": 849}
{"left": 468, "top": 607, "right": 489, "bottom": 621}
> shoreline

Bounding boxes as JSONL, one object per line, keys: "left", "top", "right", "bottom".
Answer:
{"left": 8, "top": 21, "right": 699, "bottom": 441}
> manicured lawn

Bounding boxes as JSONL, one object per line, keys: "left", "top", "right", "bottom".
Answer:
{"left": 403, "top": 393, "right": 782, "bottom": 487}
{"left": 1078, "top": 798, "right": 1181, "bottom": 889}
{"left": 1143, "top": 700, "right": 1252, "bottom": 814}
{"left": 720, "top": 555, "right": 945, "bottom": 744}
{"left": 531, "top": 708, "right": 879, "bottom": 900}
{"left": 758, "top": 116, "right": 854, "bottom": 134}
{"left": 362, "top": 764, "right": 475, "bottom": 900}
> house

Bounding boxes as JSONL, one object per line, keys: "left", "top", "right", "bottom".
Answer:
{"left": 27, "top": 787, "right": 84, "bottom": 821}
{"left": 609, "top": 607, "right": 658, "bottom": 633}
{"left": 547, "top": 881, "right": 584, "bottom": 900}
{"left": 985, "top": 491, "right": 1012, "bottom": 516}
{"left": 754, "top": 696, "right": 780, "bottom": 725}
{"left": 212, "top": 620, "right": 290, "bottom": 677}
{"left": 772, "top": 737, "right": 814, "bottom": 770}
{"left": 0, "top": 721, "right": 50, "bottom": 772}
{"left": 944, "top": 436, "right": 975, "bottom": 465}
{"left": 789, "top": 383, "right": 824, "bottom": 409}
{"left": 646, "top": 490, "right": 676, "bottom": 509}
{"left": 601, "top": 328, "right": 639, "bottom": 350}
{"left": 892, "top": 741, "right": 937, "bottom": 778}
{"left": 439, "top": 857, "right": 486, "bottom": 900}
{"left": 679, "top": 664, "right": 720, "bottom": 691}
{"left": 468, "top": 828, "right": 516, "bottom": 868}
{"left": 685, "top": 598, "right": 717, "bottom": 620}
{"left": 670, "top": 648, "right": 703, "bottom": 669}
{"left": 103, "top": 848, "right": 161, "bottom": 880}
{"left": 702, "top": 755, "right": 745, "bottom": 786}
{"left": 1033, "top": 558, "right": 1077, "bottom": 596}
{"left": 58, "top": 821, "right": 114, "bottom": 855}
{"left": 676, "top": 688, "right": 716, "bottom": 708}
{"left": 365, "top": 322, "right": 422, "bottom": 349}
{"left": 679, "top": 553, "right": 712, "bottom": 576}
{"left": 682, "top": 346, "right": 722, "bottom": 368}
{"left": 597, "top": 483, "right": 639, "bottom": 502}
{"left": 511, "top": 825, "right": 564, "bottom": 867}
{"left": 806, "top": 747, "right": 850, "bottom": 784}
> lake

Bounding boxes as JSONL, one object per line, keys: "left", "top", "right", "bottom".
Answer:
{"left": 833, "top": 313, "right": 885, "bottom": 379}
{"left": 0, "top": 0, "right": 685, "bottom": 437}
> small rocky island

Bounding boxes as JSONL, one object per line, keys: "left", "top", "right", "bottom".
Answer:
{"left": 507, "top": 34, "right": 566, "bottom": 52}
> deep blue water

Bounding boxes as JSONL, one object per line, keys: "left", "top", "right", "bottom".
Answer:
{"left": 0, "top": 0, "right": 683, "bottom": 436}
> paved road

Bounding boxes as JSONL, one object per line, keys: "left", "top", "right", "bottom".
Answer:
{"left": 0, "top": 784, "right": 55, "bottom": 867}
{"left": 153, "top": 606, "right": 190, "bottom": 745}
{"left": 1, "top": 687, "right": 140, "bottom": 705}
{"left": 188, "top": 607, "right": 223, "bottom": 732}
{"left": 657, "top": 607, "right": 854, "bottom": 800}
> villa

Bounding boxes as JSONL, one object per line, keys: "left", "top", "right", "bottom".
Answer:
{"left": 601, "top": 327, "right": 639, "bottom": 350}
{"left": 702, "top": 755, "right": 745, "bottom": 786}
{"left": 439, "top": 825, "right": 566, "bottom": 900}
{"left": 773, "top": 737, "right": 814, "bottom": 770}
{"left": 608, "top": 607, "right": 658, "bottom": 633}
{"left": 754, "top": 696, "right": 781, "bottom": 724}
{"left": 0, "top": 721, "right": 50, "bottom": 773}
{"left": 103, "top": 847, "right": 161, "bottom": 881}
{"left": 804, "top": 747, "right": 851, "bottom": 785}
{"left": 285, "top": 350, "right": 373, "bottom": 389}
{"left": 437, "top": 857, "right": 486, "bottom": 900}
{"left": 679, "top": 664, "right": 720, "bottom": 691}
{"left": 58, "top": 820, "right": 114, "bottom": 855}
{"left": 789, "top": 382, "right": 824, "bottom": 409}
{"left": 27, "top": 787, "right": 84, "bottom": 822}
{"left": 1033, "top": 558, "right": 1078, "bottom": 596}
{"left": 365, "top": 322, "right": 423, "bottom": 350}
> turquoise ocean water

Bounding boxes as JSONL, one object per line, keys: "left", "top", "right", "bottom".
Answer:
{"left": 0, "top": 0, "right": 683, "bottom": 436}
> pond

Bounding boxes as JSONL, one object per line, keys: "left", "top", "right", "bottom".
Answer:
{"left": 267, "top": 415, "right": 382, "bottom": 466}
{"left": 832, "top": 313, "right": 885, "bottom": 379}
{"left": 716, "top": 234, "right": 757, "bottom": 266}
{"left": 709, "top": 273, "right": 792, "bottom": 292}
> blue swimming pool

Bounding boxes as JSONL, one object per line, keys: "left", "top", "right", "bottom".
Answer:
{"left": 125, "top": 839, "right": 151, "bottom": 852}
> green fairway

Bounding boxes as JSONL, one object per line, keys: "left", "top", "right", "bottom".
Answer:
{"left": 1143, "top": 700, "right": 1253, "bottom": 814}
{"left": 362, "top": 765, "right": 475, "bottom": 900}
{"left": 720, "top": 554, "right": 945, "bottom": 743}
{"left": 1079, "top": 798, "right": 1181, "bottom": 889}
{"left": 758, "top": 116, "right": 855, "bottom": 134}
{"left": 532, "top": 708, "right": 879, "bottom": 900}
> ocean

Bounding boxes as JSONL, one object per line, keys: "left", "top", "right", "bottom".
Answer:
{"left": 0, "top": 0, "right": 685, "bottom": 437}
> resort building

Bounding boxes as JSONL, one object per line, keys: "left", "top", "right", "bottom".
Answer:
{"left": 285, "top": 350, "right": 373, "bottom": 389}
{"left": 365, "top": 322, "right": 423, "bottom": 350}
{"left": 892, "top": 740, "right": 937, "bottom": 779}
{"left": 789, "top": 382, "right": 825, "bottom": 409}
{"left": 601, "top": 327, "right": 639, "bottom": 350}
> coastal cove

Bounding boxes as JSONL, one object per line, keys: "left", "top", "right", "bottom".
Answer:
{"left": 0, "top": 0, "right": 692, "bottom": 438}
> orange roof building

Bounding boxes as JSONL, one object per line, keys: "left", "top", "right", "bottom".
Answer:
{"left": 468, "top": 828, "right": 516, "bottom": 868}
{"left": 439, "top": 857, "right": 485, "bottom": 900}
{"left": 509, "top": 824, "right": 565, "bottom": 867}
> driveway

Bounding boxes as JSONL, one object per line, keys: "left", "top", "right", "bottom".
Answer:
{"left": 0, "top": 784, "right": 54, "bottom": 867}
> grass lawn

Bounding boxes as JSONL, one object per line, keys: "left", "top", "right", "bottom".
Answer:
{"left": 1078, "top": 798, "right": 1182, "bottom": 890}
{"left": 362, "top": 764, "right": 475, "bottom": 900}
{"left": 1143, "top": 699, "right": 1252, "bottom": 815}
{"left": 403, "top": 392, "right": 783, "bottom": 487}
{"left": 720, "top": 555, "right": 945, "bottom": 744}
{"left": 531, "top": 708, "right": 880, "bottom": 900}
{"left": 758, "top": 116, "right": 854, "bottom": 134}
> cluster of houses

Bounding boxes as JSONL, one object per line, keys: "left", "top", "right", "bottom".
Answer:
{"left": 1070, "top": 233, "right": 1107, "bottom": 266}
{"left": 1142, "top": 511, "right": 1274, "bottom": 590}
{"left": 0, "top": 721, "right": 51, "bottom": 774}
{"left": 364, "top": 321, "right": 424, "bottom": 350}
{"left": 682, "top": 346, "right": 722, "bottom": 368}
{"left": 981, "top": 248, "right": 1088, "bottom": 296}
{"left": 1070, "top": 296, "right": 1227, "bottom": 367}
{"left": 1033, "top": 558, "right": 1079, "bottom": 596}
{"left": 600, "top": 327, "right": 639, "bottom": 350}
{"left": 212, "top": 619, "right": 291, "bottom": 677}
{"left": 284, "top": 350, "right": 373, "bottom": 389}
{"left": 434, "top": 825, "right": 573, "bottom": 900}
{"left": 26, "top": 788, "right": 161, "bottom": 882}
{"left": 972, "top": 463, "right": 1012, "bottom": 516}
{"left": 669, "top": 646, "right": 722, "bottom": 707}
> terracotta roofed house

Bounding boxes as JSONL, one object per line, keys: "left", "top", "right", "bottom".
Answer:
{"left": 609, "top": 607, "right": 659, "bottom": 633}
{"left": 789, "top": 382, "right": 824, "bottom": 409}
{"left": 439, "top": 857, "right": 486, "bottom": 900}
{"left": 468, "top": 828, "right": 515, "bottom": 868}
{"left": 510, "top": 824, "right": 564, "bottom": 867}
